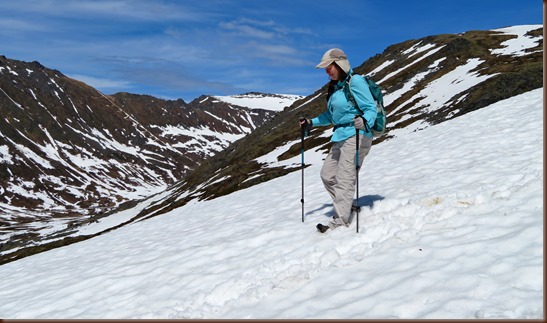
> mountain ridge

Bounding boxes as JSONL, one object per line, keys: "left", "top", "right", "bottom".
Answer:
{"left": 0, "top": 58, "right": 301, "bottom": 256}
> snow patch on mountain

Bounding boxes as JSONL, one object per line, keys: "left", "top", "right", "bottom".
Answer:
{"left": 213, "top": 93, "right": 305, "bottom": 111}
{"left": 491, "top": 24, "right": 543, "bottom": 56}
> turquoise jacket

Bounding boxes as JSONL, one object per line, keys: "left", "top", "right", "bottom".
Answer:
{"left": 311, "top": 70, "right": 377, "bottom": 142}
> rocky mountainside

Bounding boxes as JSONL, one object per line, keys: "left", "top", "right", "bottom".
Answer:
{"left": 0, "top": 24, "right": 542, "bottom": 264}
{"left": 0, "top": 58, "right": 302, "bottom": 248}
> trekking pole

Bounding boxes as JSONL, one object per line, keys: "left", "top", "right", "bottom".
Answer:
{"left": 300, "top": 123, "right": 306, "bottom": 222}
{"left": 355, "top": 127, "right": 360, "bottom": 233}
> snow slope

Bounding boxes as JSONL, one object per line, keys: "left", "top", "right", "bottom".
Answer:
{"left": 0, "top": 88, "right": 542, "bottom": 319}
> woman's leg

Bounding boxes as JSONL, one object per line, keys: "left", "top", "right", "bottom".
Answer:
{"left": 320, "top": 142, "right": 342, "bottom": 201}
{"left": 331, "top": 135, "right": 373, "bottom": 226}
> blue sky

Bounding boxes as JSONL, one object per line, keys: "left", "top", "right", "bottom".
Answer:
{"left": 0, "top": 0, "right": 542, "bottom": 102}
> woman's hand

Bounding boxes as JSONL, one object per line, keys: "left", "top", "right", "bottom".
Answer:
{"left": 299, "top": 118, "right": 312, "bottom": 135}
{"left": 354, "top": 115, "right": 366, "bottom": 130}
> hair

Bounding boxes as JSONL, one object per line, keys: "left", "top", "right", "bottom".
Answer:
{"left": 326, "top": 63, "right": 348, "bottom": 102}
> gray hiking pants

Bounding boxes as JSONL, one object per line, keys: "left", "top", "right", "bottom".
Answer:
{"left": 321, "top": 134, "right": 372, "bottom": 227}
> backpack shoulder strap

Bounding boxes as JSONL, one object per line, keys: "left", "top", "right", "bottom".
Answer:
{"left": 343, "top": 72, "right": 364, "bottom": 115}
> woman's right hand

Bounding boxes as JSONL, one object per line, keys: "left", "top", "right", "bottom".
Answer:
{"left": 299, "top": 118, "right": 313, "bottom": 128}
{"left": 299, "top": 118, "right": 312, "bottom": 135}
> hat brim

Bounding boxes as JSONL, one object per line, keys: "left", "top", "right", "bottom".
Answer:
{"left": 316, "top": 60, "right": 334, "bottom": 69}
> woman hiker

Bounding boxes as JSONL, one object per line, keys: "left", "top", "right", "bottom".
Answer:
{"left": 299, "top": 48, "right": 377, "bottom": 233}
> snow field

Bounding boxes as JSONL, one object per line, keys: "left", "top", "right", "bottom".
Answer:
{"left": 0, "top": 88, "right": 543, "bottom": 319}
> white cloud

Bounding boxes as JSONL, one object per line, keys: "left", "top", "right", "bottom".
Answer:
{"left": 69, "top": 74, "right": 130, "bottom": 90}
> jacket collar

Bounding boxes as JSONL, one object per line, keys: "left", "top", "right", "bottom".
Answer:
{"left": 335, "top": 69, "right": 354, "bottom": 90}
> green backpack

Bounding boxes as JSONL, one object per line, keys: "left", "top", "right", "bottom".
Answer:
{"left": 344, "top": 73, "right": 387, "bottom": 138}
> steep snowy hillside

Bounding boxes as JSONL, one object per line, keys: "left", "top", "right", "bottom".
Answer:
{"left": 0, "top": 88, "right": 542, "bottom": 319}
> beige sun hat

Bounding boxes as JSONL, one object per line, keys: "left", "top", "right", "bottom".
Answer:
{"left": 316, "top": 48, "right": 351, "bottom": 73}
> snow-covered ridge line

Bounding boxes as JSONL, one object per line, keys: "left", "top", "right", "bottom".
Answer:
{"left": 213, "top": 93, "right": 304, "bottom": 111}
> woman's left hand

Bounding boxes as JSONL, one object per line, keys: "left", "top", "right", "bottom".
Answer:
{"left": 354, "top": 115, "right": 366, "bottom": 130}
